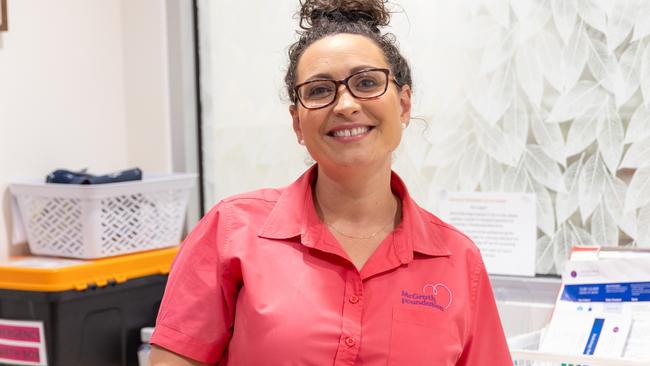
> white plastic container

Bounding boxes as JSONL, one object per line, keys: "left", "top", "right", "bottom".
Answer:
{"left": 509, "top": 329, "right": 649, "bottom": 366}
{"left": 138, "top": 327, "right": 155, "bottom": 366}
{"left": 10, "top": 174, "right": 196, "bottom": 259}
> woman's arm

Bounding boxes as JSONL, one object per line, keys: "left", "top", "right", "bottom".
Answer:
{"left": 150, "top": 204, "right": 239, "bottom": 363}
{"left": 455, "top": 258, "right": 511, "bottom": 365}
{"left": 149, "top": 345, "right": 213, "bottom": 366}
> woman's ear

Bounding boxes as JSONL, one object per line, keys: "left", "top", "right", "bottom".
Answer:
{"left": 289, "top": 105, "right": 304, "bottom": 144}
{"left": 399, "top": 85, "right": 412, "bottom": 126}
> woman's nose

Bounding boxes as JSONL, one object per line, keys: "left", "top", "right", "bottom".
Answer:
{"left": 332, "top": 85, "right": 361, "bottom": 116}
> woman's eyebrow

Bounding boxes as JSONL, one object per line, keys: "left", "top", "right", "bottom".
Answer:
{"left": 304, "top": 72, "right": 334, "bottom": 81}
{"left": 350, "top": 65, "right": 379, "bottom": 73}
{"left": 303, "top": 65, "right": 382, "bottom": 82}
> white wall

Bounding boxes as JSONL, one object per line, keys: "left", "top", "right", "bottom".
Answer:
{"left": 122, "top": 1, "right": 173, "bottom": 173}
{"left": 0, "top": 0, "right": 176, "bottom": 260}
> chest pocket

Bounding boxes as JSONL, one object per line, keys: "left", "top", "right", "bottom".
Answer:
{"left": 388, "top": 306, "right": 462, "bottom": 366}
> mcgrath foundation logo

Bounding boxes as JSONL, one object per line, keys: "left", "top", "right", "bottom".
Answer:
{"left": 401, "top": 283, "right": 453, "bottom": 311}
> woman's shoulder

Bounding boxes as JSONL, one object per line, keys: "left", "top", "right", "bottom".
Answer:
{"left": 221, "top": 187, "right": 286, "bottom": 204}
{"left": 207, "top": 187, "right": 287, "bottom": 216}
{"left": 206, "top": 169, "right": 313, "bottom": 218}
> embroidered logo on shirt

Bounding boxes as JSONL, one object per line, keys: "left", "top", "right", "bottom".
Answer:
{"left": 400, "top": 283, "right": 453, "bottom": 311}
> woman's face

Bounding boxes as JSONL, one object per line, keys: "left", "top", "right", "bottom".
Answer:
{"left": 290, "top": 33, "right": 411, "bottom": 172}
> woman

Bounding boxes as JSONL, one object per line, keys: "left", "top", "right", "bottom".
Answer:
{"left": 150, "top": 0, "right": 512, "bottom": 365}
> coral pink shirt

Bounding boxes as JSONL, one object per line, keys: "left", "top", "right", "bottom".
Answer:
{"left": 151, "top": 167, "right": 512, "bottom": 365}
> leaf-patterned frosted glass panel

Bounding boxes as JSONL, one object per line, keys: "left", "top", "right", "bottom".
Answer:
{"left": 393, "top": 0, "right": 650, "bottom": 275}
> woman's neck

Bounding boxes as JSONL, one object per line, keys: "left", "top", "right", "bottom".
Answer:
{"left": 313, "top": 163, "right": 399, "bottom": 229}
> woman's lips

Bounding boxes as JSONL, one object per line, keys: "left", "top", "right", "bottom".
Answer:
{"left": 327, "top": 126, "right": 374, "bottom": 142}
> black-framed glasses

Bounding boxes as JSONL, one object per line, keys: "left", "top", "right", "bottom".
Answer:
{"left": 294, "top": 68, "right": 396, "bottom": 110}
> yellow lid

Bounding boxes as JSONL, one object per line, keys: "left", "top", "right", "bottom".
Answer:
{"left": 0, "top": 247, "right": 179, "bottom": 292}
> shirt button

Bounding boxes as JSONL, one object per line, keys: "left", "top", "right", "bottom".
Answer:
{"left": 345, "top": 337, "right": 356, "bottom": 347}
{"left": 349, "top": 295, "right": 360, "bottom": 304}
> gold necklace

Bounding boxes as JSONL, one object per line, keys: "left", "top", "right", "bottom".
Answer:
{"left": 321, "top": 197, "right": 400, "bottom": 240}
{"left": 325, "top": 218, "right": 395, "bottom": 240}
{"left": 314, "top": 186, "right": 400, "bottom": 240}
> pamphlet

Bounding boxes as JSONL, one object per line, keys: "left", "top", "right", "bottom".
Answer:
{"left": 540, "top": 252, "right": 650, "bottom": 361}
{"left": 540, "top": 309, "right": 632, "bottom": 357}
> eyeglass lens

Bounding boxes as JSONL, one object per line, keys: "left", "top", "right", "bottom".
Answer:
{"left": 297, "top": 70, "right": 388, "bottom": 108}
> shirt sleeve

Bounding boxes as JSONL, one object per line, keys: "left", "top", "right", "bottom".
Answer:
{"left": 456, "top": 258, "right": 512, "bottom": 366}
{"left": 150, "top": 202, "right": 240, "bottom": 364}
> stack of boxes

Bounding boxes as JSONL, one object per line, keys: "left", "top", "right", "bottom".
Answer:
{"left": 0, "top": 175, "right": 195, "bottom": 366}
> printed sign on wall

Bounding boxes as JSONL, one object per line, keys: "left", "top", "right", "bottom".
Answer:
{"left": 437, "top": 191, "right": 537, "bottom": 276}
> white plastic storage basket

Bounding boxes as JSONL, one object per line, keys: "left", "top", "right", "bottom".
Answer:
{"left": 509, "top": 330, "right": 649, "bottom": 366}
{"left": 10, "top": 174, "right": 196, "bottom": 259}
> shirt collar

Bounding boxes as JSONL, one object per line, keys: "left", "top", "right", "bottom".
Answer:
{"left": 258, "top": 166, "right": 451, "bottom": 258}
{"left": 389, "top": 172, "right": 451, "bottom": 258}
{"left": 257, "top": 166, "right": 316, "bottom": 241}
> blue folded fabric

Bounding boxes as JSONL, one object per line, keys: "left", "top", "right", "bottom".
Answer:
{"left": 46, "top": 168, "right": 142, "bottom": 184}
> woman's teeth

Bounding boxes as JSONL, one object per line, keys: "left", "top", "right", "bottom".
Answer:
{"left": 332, "top": 127, "right": 370, "bottom": 137}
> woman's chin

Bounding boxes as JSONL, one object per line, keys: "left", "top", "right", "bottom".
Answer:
{"left": 319, "top": 154, "right": 392, "bottom": 171}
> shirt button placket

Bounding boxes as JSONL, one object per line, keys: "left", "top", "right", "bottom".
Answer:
{"left": 334, "top": 270, "right": 363, "bottom": 365}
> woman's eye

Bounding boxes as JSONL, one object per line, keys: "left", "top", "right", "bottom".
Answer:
{"left": 307, "top": 85, "right": 334, "bottom": 98}
{"left": 356, "top": 77, "right": 379, "bottom": 90}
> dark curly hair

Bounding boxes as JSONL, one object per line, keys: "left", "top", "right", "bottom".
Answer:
{"left": 285, "top": 0, "right": 412, "bottom": 104}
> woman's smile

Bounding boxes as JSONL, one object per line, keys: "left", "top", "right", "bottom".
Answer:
{"left": 326, "top": 124, "right": 374, "bottom": 142}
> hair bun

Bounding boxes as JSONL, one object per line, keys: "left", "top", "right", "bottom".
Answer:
{"left": 299, "top": 0, "right": 390, "bottom": 31}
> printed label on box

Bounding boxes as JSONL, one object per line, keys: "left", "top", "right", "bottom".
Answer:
{"left": 0, "top": 343, "right": 41, "bottom": 363}
{"left": 0, "top": 319, "right": 47, "bottom": 366}
{"left": 0, "top": 324, "right": 40, "bottom": 342}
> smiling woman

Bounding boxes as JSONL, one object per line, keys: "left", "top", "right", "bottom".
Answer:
{"left": 148, "top": 0, "right": 511, "bottom": 365}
